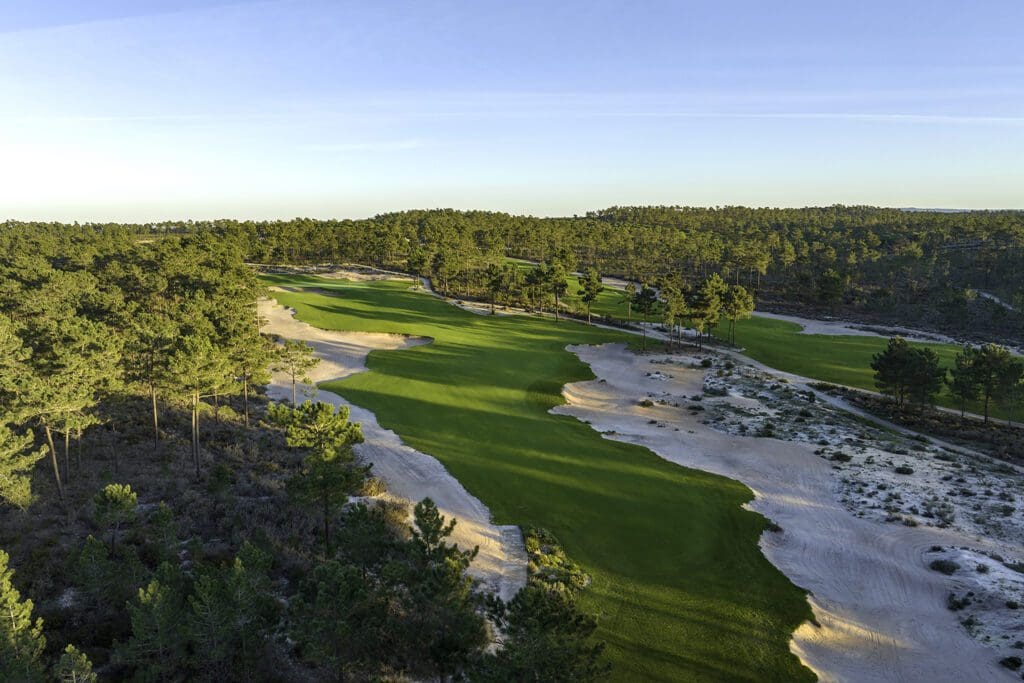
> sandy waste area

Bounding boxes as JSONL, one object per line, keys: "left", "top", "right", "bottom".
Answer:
{"left": 555, "top": 343, "right": 1024, "bottom": 683}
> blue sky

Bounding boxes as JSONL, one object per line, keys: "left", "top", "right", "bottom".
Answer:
{"left": 1, "top": 0, "right": 1022, "bottom": 220}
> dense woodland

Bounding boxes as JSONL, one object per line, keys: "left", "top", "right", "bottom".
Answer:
{"left": 1, "top": 207, "right": 1022, "bottom": 679}
{"left": 7, "top": 206, "right": 1023, "bottom": 343}
{"left": 185, "top": 206, "right": 1023, "bottom": 341}
{"left": 0, "top": 229, "right": 605, "bottom": 681}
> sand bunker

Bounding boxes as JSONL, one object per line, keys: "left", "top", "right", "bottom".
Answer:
{"left": 554, "top": 343, "right": 1019, "bottom": 683}
{"left": 259, "top": 295, "right": 527, "bottom": 601}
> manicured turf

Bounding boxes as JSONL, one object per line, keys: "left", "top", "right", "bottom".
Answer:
{"left": 716, "top": 315, "right": 1008, "bottom": 420}
{"left": 263, "top": 273, "right": 815, "bottom": 683}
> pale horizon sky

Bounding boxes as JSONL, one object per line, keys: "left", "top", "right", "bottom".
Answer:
{"left": 1, "top": 1, "right": 1023, "bottom": 222}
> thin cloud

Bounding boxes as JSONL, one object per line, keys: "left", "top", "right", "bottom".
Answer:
{"left": 303, "top": 140, "right": 426, "bottom": 153}
{"left": 0, "top": 0, "right": 280, "bottom": 37}
{"left": 598, "top": 111, "right": 1024, "bottom": 125}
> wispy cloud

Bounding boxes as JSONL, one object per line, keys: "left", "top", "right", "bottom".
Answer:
{"left": 302, "top": 140, "right": 426, "bottom": 153}
{"left": 594, "top": 111, "right": 1024, "bottom": 126}
{"left": 0, "top": 0, "right": 279, "bottom": 37}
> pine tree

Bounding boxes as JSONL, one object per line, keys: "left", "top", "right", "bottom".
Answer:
{"left": 0, "top": 425, "right": 46, "bottom": 510}
{"left": 401, "top": 499, "right": 488, "bottom": 682}
{"left": 475, "top": 585, "right": 610, "bottom": 682}
{"left": 972, "top": 344, "right": 1016, "bottom": 422}
{"left": 121, "top": 570, "right": 189, "bottom": 682}
{"left": 0, "top": 550, "right": 45, "bottom": 682}
{"left": 548, "top": 261, "right": 569, "bottom": 322}
{"left": 186, "top": 544, "right": 279, "bottom": 680}
{"left": 577, "top": 268, "right": 604, "bottom": 325}
{"left": 272, "top": 339, "right": 319, "bottom": 407}
{"left": 905, "top": 347, "right": 945, "bottom": 408}
{"left": 721, "top": 284, "right": 755, "bottom": 346}
{"left": 53, "top": 645, "right": 97, "bottom": 683}
{"left": 291, "top": 560, "right": 387, "bottom": 678}
{"left": 947, "top": 346, "right": 981, "bottom": 417}
{"left": 631, "top": 286, "right": 659, "bottom": 350}
{"left": 93, "top": 483, "right": 138, "bottom": 555}
{"left": 275, "top": 402, "right": 365, "bottom": 556}
{"left": 871, "top": 337, "right": 915, "bottom": 408}
{"left": 167, "top": 332, "right": 232, "bottom": 476}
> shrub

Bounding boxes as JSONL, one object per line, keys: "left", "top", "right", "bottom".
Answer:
{"left": 358, "top": 476, "right": 387, "bottom": 497}
{"left": 999, "top": 656, "right": 1021, "bottom": 671}
{"left": 894, "top": 465, "right": 914, "bottom": 475}
{"left": 638, "top": 399, "right": 654, "bottom": 408}
{"left": 1006, "top": 600, "right": 1020, "bottom": 610}
{"left": 700, "top": 358, "right": 713, "bottom": 368}
{"left": 947, "top": 593, "right": 971, "bottom": 611}
{"left": 523, "top": 527, "right": 590, "bottom": 593}
{"left": 929, "top": 559, "right": 960, "bottom": 575}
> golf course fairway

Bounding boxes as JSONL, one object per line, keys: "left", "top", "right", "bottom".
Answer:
{"left": 263, "top": 273, "right": 816, "bottom": 683}
{"left": 717, "top": 315, "right": 1010, "bottom": 420}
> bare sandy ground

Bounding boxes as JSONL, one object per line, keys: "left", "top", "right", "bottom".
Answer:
{"left": 554, "top": 343, "right": 1016, "bottom": 683}
{"left": 751, "top": 311, "right": 960, "bottom": 345}
{"left": 259, "top": 295, "right": 527, "bottom": 601}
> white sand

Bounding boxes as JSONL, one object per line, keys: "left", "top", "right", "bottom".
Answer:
{"left": 554, "top": 343, "right": 1016, "bottom": 683}
{"left": 259, "top": 296, "right": 527, "bottom": 601}
{"left": 752, "top": 311, "right": 959, "bottom": 345}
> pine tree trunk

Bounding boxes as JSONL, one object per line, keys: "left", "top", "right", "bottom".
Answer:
{"left": 44, "top": 426, "right": 64, "bottom": 502}
{"left": 323, "top": 494, "right": 331, "bottom": 558}
{"left": 292, "top": 372, "right": 298, "bottom": 408}
{"left": 64, "top": 429, "right": 71, "bottom": 481}
{"left": 243, "top": 374, "right": 250, "bottom": 427}
{"left": 151, "top": 383, "right": 160, "bottom": 445}
{"left": 192, "top": 391, "right": 201, "bottom": 476}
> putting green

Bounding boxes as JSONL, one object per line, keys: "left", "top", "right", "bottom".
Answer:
{"left": 717, "top": 315, "right": 1009, "bottom": 420}
{"left": 263, "top": 273, "right": 815, "bottom": 683}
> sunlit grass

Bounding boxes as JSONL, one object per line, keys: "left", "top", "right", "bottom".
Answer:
{"left": 263, "top": 273, "right": 815, "bottom": 683}
{"left": 716, "top": 315, "right": 1008, "bottom": 420}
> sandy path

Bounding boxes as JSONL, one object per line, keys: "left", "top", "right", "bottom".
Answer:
{"left": 259, "top": 295, "right": 527, "bottom": 601}
{"left": 554, "top": 343, "right": 1014, "bottom": 683}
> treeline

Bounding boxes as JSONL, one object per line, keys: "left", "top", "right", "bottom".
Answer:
{"left": 0, "top": 229, "right": 268, "bottom": 504}
{"left": 0, "top": 228, "right": 607, "bottom": 680}
{"left": 10, "top": 204, "right": 1019, "bottom": 339}
{"left": 871, "top": 338, "right": 1023, "bottom": 422}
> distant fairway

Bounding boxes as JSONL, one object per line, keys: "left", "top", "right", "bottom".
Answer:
{"left": 263, "top": 273, "right": 815, "bottom": 683}
{"left": 508, "top": 260, "right": 1005, "bottom": 419}
{"left": 717, "top": 314, "right": 1009, "bottom": 420}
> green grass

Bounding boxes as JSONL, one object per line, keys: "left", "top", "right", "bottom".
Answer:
{"left": 717, "top": 314, "right": 1008, "bottom": 420}
{"left": 263, "top": 273, "right": 815, "bottom": 683}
